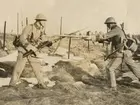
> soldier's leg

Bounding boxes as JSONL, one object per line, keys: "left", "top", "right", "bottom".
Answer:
{"left": 106, "top": 57, "right": 122, "bottom": 89}
{"left": 122, "top": 71, "right": 139, "bottom": 81}
{"left": 124, "top": 50, "right": 140, "bottom": 79}
{"left": 9, "top": 52, "right": 27, "bottom": 86}
{"left": 28, "top": 57, "right": 46, "bottom": 88}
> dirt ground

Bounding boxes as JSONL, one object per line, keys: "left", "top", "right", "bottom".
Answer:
{"left": 0, "top": 36, "right": 140, "bottom": 105}
{"left": 0, "top": 78, "right": 140, "bottom": 105}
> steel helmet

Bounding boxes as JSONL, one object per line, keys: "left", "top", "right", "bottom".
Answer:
{"left": 35, "top": 14, "right": 47, "bottom": 21}
{"left": 104, "top": 17, "right": 116, "bottom": 24}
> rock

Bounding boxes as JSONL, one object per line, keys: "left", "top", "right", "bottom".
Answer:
{"left": 74, "top": 60, "right": 100, "bottom": 76}
{"left": 92, "top": 59, "right": 105, "bottom": 69}
{"left": 48, "top": 61, "right": 75, "bottom": 82}
{"left": 88, "top": 63, "right": 100, "bottom": 76}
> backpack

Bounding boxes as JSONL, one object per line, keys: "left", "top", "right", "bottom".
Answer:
{"left": 13, "top": 25, "right": 34, "bottom": 48}
{"left": 13, "top": 35, "right": 21, "bottom": 47}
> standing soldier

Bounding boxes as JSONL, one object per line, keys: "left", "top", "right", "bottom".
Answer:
{"left": 98, "top": 17, "right": 140, "bottom": 90}
{"left": 9, "top": 13, "right": 52, "bottom": 88}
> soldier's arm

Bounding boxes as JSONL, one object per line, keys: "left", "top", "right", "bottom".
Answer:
{"left": 20, "top": 25, "right": 32, "bottom": 46}
{"left": 97, "top": 29, "right": 118, "bottom": 43}
{"left": 20, "top": 25, "right": 37, "bottom": 51}
{"left": 104, "top": 29, "right": 118, "bottom": 40}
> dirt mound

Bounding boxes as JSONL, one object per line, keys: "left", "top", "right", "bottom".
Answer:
{"left": 47, "top": 60, "right": 104, "bottom": 86}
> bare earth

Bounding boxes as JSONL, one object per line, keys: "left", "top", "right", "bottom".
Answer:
{"left": 0, "top": 37, "right": 140, "bottom": 105}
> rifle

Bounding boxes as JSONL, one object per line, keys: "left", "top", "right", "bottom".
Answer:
{"left": 120, "top": 22, "right": 128, "bottom": 39}
{"left": 64, "top": 27, "right": 88, "bottom": 35}
{"left": 23, "top": 27, "right": 87, "bottom": 58}
{"left": 23, "top": 38, "right": 63, "bottom": 58}
{"left": 104, "top": 44, "right": 124, "bottom": 61}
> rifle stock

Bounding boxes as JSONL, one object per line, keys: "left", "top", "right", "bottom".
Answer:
{"left": 23, "top": 50, "right": 36, "bottom": 57}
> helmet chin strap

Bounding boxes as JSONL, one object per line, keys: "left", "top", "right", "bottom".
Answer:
{"left": 107, "top": 24, "right": 111, "bottom": 30}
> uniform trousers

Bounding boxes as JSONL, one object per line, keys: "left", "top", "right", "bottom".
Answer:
{"left": 106, "top": 50, "right": 140, "bottom": 88}
{"left": 9, "top": 51, "right": 46, "bottom": 88}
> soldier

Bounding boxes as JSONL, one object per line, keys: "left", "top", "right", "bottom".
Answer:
{"left": 9, "top": 13, "right": 52, "bottom": 88}
{"left": 98, "top": 17, "right": 140, "bottom": 90}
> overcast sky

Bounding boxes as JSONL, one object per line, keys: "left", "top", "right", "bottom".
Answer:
{"left": 0, "top": 0, "right": 139, "bottom": 34}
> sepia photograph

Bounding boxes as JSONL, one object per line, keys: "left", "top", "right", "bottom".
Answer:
{"left": 0, "top": 0, "right": 140, "bottom": 105}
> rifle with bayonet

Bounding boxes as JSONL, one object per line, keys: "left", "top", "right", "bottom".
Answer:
{"left": 120, "top": 22, "right": 128, "bottom": 39}
{"left": 23, "top": 27, "right": 87, "bottom": 58}
{"left": 23, "top": 37, "right": 63, "bottom": 57}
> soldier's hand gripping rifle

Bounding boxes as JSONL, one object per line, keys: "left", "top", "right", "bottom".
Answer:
{"left": 23, "top": 27, "right": 87, "bottom": 58}
{"left": 23, "top": 37, "right": 64, "bottom": 58}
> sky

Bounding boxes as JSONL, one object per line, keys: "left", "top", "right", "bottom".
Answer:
{"left": 0, "top": 0, "right": 139, "bottom": 34}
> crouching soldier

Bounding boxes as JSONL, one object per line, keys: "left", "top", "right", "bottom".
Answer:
{"left": 9, "top": 13, "right": 52, "bottom": 88}
{"left": 97, "top": 17, "right": 140, "bottom": 90}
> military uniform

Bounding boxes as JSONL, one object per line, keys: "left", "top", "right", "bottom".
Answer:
{"left": 105, "top": 25, "right": 140, "bottom": 88}
{"left": 9, "top": 23, "right": 47, "bottom": 88}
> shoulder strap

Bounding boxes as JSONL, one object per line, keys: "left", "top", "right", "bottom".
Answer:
{"left": 27, "top": 24, "right": 34, "bottom": 42}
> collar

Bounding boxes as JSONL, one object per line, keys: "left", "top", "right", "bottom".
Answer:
{"left": 111, "top": 25, "right": 117, "bottom": 30}
{"left": 34, "top": 23, "right": 41, "bottom": 30}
